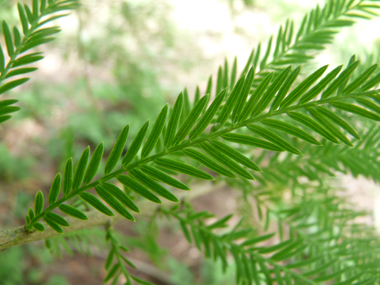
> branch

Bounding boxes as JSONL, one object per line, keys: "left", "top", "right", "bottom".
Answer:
{"left": 0, "top": 210, "right": 121, "bottom": 251}
{"left": 0, "top": 181, "right": 219, "bottom": 251}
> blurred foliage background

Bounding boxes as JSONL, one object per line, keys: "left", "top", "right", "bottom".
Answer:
{"left": 1, "top": 0, "right": 380, "bottom": 284}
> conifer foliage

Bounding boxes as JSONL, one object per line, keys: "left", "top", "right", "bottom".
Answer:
{"left": 2, "top": 0, "right": 380, "bottom": 284}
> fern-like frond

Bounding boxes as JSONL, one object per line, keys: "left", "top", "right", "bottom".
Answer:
{"left": 161, "top": 201, "right": 380, "bottom": 285}
{"left": 209, "top": 0, "right": 380, "bottom": 99}
{"left": 45, "top": 227, "right": 107, "bottom": 258}
{"left": 0, "top": 0, "right": 78, "bottom": 124}
{"left": 257, "top": 1, "right": 380, "bottom": 73}
{"left": 23, "top": 56, "right": 380, "bottom": 236}
{"left": 256, "top": 184, "right": 380, "bottom": 281}
{"left": 103, "top": 227, "right": 154, "bottom": 285}
{"left": 1, "top": 2, "right": 378, "bottom": 283}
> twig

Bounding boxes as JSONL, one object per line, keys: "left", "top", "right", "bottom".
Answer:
{"left": 0, "top": 181, "right": 222, "bottom": 250}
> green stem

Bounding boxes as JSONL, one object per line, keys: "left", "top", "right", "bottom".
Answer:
{"left": 28, "top": 91, "right": 375, "bottom": 229}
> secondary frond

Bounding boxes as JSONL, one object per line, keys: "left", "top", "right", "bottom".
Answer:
{"left": 259, "top": 1, "right": 380, "bottom": 72}
{"left": 0, "top": 0, "right": 78, "bottom": 124}
{"left": 253, "top": 183, "right": 380, "bottom": 280}
{"left": 205, "top": 0, "right": 380, "bottom": 101}
{"left": 45, "top": 228, "right": 107, "bottom": 258}
{"left": 103, "top": 227, "right": 154, "bottom": 285}
{"left": 160, "top": 201, "right": 380, "bottom": 284}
